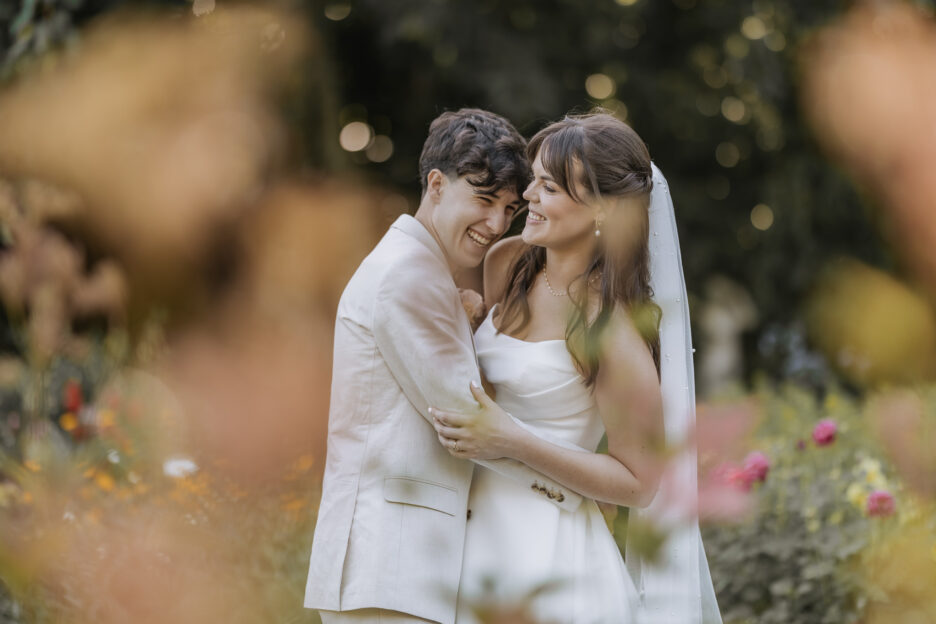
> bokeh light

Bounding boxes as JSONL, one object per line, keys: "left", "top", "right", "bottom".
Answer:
{"left": 750, "top": 204, "right": 774, "bottom": 230}
{"left": 324, "top": 3, "right": 351, "bottom": 21}
{"left": 339, "top": 121, "right": 373, "bottom": 152}
{"left": 365, "top": 135, "right": 394, "bottom": 163}
{"left": 585, "top": 73, "right": 616, "bottom": 100}
{"left": 741, "top": 16, "right": 769, "bottom": 40}
{"left": 715, "top": 142, "right": 741, "bottom": 168}
{"left": 721, "top": 96, "right": 747, "bottom": 123}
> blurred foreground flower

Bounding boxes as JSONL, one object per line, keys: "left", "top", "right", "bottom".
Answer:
{"left": 867, "top": 389, "right": 936, "bottom": 499}
{"left": 855, "top": 515, "right": 936, "bottom": 623}
{"left": 694, "top": 400, "right": 759, "bottom": 522}
{"left": 802, "top": 2, "right": 936, "bottom": 297}
{"left": 806, "top": 259, "right": 936, "bottom": 386}
{"left": 0, "top": 6, "right": 308, "bottom": 325}
{"left": 0, "top": 4, "right": 384, "bottom": 622}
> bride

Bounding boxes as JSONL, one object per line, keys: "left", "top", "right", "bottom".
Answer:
{"left": 430, "top": 111, "right": 721, "bottom": 623}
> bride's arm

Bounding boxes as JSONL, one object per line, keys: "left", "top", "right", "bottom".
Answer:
{"left": 430, "top": 308, "right": 665, "bottom": 508}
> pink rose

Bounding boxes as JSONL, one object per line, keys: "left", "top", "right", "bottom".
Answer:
{"left": 812, "top": 419, "right": 838, "bottom": 446}
{"left": 743, "top": 451, "right": 770, "bottom": 483}
{"left": 866, "top": 490, "right": 896, "bottom": 517}
{"left": 714, "top": 462, "right": 754, "bottom": 491}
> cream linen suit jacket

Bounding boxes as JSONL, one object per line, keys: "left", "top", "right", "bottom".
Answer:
{"left": 304, "top": 215, "right": 581, "bottom": 624}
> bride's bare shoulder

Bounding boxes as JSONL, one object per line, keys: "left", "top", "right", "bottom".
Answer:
{"left": 483, "top": 236, "right": 527, "bottom": 304}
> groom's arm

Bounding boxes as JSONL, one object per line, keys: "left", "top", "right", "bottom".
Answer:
{"left": 372, "top": 264, "right": 583, "bottom": 512}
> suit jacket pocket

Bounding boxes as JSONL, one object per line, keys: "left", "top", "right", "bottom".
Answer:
{"left": 383, "top": 476, "right": 458, "bottom": 516}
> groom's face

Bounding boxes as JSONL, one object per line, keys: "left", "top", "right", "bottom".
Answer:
{"left": 429, "top": 172, "right": 522, "bottom": 269}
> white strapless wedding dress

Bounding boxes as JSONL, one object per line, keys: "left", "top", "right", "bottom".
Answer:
{"left": 455, "top": 306, "right": 639, "bottom": 624}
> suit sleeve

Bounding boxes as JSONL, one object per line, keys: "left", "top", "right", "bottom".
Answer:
{"left": 372, "top": 262, "right": 583, "bottom": 512}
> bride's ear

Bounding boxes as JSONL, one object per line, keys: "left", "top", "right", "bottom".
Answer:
{"left": 592, "top": 200, "right": 610, "bottom": 232}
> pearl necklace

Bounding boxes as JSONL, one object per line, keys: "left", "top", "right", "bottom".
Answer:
{"left": 542, "top": 265, "right": 568, "bottom": 297}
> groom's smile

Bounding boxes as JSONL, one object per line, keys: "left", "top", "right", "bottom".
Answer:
{"left": 466, "top": 227, "right": 493, "bottom": 247}
{"left": 421, "top": 172, "right": 521, "bottom": 270}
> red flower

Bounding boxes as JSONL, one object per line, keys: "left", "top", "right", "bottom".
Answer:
{"left": 866, "top": 490, "right": 896, "bottom": 517}
{"left": 812, "top": 419, "right": 838, "bottom": 446}
{"left": 64, "top": 379, "right": 83, "bottom": 413}
{"left": 742, "top": 451, "right": 770, "bottom": 483}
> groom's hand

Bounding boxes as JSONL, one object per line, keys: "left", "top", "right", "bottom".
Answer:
{"left": 429, "top": 381, "right": 520, "bottom": 460}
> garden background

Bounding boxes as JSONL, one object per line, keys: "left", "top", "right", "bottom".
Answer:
{"left": 0, "top": 0, "right": 935, "bottom": 622}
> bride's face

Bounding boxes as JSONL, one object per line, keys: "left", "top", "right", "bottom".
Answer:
{"left": 521, "top": 151, "right": 598, "bottom": 251}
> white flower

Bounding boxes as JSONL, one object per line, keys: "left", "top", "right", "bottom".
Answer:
{"left": 163, "top": 457, "right": 199, "bottom": 478}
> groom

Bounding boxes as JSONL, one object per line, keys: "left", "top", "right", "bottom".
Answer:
{"left": 304, "top": 109, "right": 580, "bottom": 624}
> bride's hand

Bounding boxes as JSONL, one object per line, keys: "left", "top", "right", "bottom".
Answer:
{"left": 429, "top": 381, "right": 521, "bottom": 460}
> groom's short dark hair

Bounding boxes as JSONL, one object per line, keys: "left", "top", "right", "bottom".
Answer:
{"left": 418, "top": 108, "right": 531, "bottom": 200}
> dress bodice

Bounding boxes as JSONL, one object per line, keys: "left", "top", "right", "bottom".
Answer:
{"left": 474, "top": 305, "right": 606, "bottom": 453}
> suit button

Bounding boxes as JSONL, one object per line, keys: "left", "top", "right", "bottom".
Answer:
{"left": 467, "top": 508, "right": 472, "bottom": 520}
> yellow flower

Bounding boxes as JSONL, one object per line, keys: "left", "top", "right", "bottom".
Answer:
{"left": 59, "top": 411, "right": 78, "bottom": 432}
{"left": 828, "top": 510, "right": 844, "bottom": 525}
{"left": 95, "top": 472, "right": 115, "bottom": 492}
{"left": 865, "top": 466, "right": 888, "bottom": 489}
{"left": 847, "top": 483, "right": 868, "bottom": 508}
{"left": 807, "top": 518, "right": 821, "bottom": 533}
{"left": 97, "top": 409, "right": 116, "bottom": 429}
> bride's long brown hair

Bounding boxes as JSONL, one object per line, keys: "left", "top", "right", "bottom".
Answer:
{"left": 496, "top": 111, "right": 661, "bottom": 388}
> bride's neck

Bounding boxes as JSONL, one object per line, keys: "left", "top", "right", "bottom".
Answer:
{"left": 544, "top": 244, "right": 595, "bottom": 287}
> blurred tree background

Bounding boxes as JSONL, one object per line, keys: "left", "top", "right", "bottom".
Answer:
{"left": 3, "top": 0, "right": 923, "bottom": 387}
{"left": 4, "top": 0, "right": 936, "bottom": 386}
